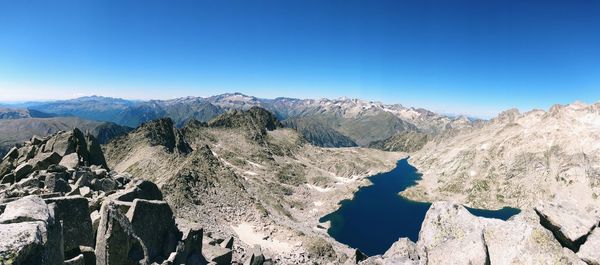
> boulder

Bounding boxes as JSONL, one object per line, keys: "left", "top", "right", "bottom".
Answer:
{"left": 534, "top": 200, "right": 598, "bottom": 251}
{"left": 29, "top": 152, "right": 62, "bottom": 171}
{"left": 359, "top": 238, "right": 419, "bottom": 265}
{"left": 220, "top": 236, "right": 234, "bottom": 249}
{"left": 0, "top": 196, "right": 64, "bottom": 264}
{"left": 202, "top": 244, "right": 232, "bottom": 265}
{"left": 416, "top": 202, "right": 501, "bottom": 265}
{"left": 125, "top": 199, "right": 178, "bottom": 262}
{"left": 95, "top": 178, "right": 117, "bottom": 192}
{"left": 244, "top": 245, "right": 265, "bottom": 265}
{"left": 173, "top": 226, "right": 203, "bottom": 264}
{"left": 577, "top": 228, "right": 600, "bottom": 264}
{"left": 44, "top": 196, "right": 94, "bottom": 252}
{"left": 114, "top": 179, "right": 163, "bottom": 202}
{"left": 95, "top": 200, "right": 149, "bottom": 265}
{"left": 3, "top": 147, "right": 19, "bottom": 160}
{"left": 45, "top": 174, "right": 71, "bottom": 193}
{"left": 484, "top": 209, "right": 583, "bottom": 264}
{"left": 0, "top": 195, "right": 50, "bottom": 224}
{"left": 14, "top": 163, "right": 34, "bottom": 182}
{"left": 74, "top": 171, "right": 93, "bottom": 187}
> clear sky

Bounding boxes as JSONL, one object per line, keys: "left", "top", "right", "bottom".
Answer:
{"left": 1, "top": 0, "right": 599, "bottom": 117}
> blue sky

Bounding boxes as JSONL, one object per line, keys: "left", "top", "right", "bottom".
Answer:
{"left": 1, "top": 0, "right": 599, "bottom": 117}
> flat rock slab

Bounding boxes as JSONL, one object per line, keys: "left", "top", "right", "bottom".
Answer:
{"left": 534, "top": 200, "right": 598, "bottom": 251}
{"left": 0, "top": 195, "right": 50, "bottom": 224}
{"left": 417, "top": 201, "right": 502, "bottom": 265}
{"left": 484, "top": 209, "right": 582, "bottom": 265}
{"left": 578, "top": 228, "right": 600, "bottom": 264}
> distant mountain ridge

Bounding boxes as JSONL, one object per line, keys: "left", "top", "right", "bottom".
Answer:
{"left": 15, "top": 93, "right": 474, "bottom": 147}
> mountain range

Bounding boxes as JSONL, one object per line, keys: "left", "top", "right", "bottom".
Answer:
{"left": 6, "top": 93, "right": 474, "bottom": 149}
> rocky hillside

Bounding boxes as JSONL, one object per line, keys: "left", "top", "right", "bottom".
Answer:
{"left": 0, "top": 107, "right": 54, "bottom": 119}
{"left": 103, "top": 107, "right": 404, "bottom": 263}
{"left": 368, "top": 131, "right": 429, "bottom": 152}
{"left": 404, "top": 102, "right": 600, "bottom": 209}
{"left": 0, "top": 130, "right": 269, "bottom": 265}
{"left": 0, "top": 117, "right": 131, "bottom": 159}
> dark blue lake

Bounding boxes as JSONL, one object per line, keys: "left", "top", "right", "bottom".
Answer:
{"left": 319, "top": 158, "right": 520, "bottom": 256}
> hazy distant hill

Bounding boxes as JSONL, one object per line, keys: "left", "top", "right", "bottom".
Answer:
{"left": 0, "top": 107, "right": 55, "bottom": 119}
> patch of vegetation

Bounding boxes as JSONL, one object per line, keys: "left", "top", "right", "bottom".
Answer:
{"left": 276, "top": 164, "right": 307, "bottom": 186}
{"left": 306, "top": 237, "right": 337, "bottom": 261}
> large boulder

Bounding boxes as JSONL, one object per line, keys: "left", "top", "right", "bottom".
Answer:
{"left": 359, "top": 238, "right": 419, "bottom": 265}
{"left": 577, "top": 228, "right": 600, "bottom": 264}
{"left": 484, "top": 209, "right": 582, "bottom": 264}
{"left": 29, "top": 152, "right": 62, "bottom": 171}
{"left": 44, "top": 196, "right": 94, "bottom": 253}
{"left": 59, "top": 153, "right": 80, "bottom": 169}
{"left": 125, "top": 199, "right": 178, "bottom": 262}
{"left": 0, "top": 196, "right": 64, "bottom": 264}
{"left": 202, "top": 243, "right": 232, "bottom": 265}
{"left": 534, "top": 200, "right": 598, "bottom": 251}
{"left": 113, "top": 179, "right": 163, "bottom": 202}
{"left": 173, "top": 226, "right": 203, "bottom": 264}
{"left": 95, "top": 200, "right": 149, "bottom": 265}
{"left": 416, "top": 202, "right": 501, "bottom": 265}
{"left": 244, "top": 245, "right": 265, "bottom": 265}
{"left": 13, "top": 163, "right": 33, "bottom": 182}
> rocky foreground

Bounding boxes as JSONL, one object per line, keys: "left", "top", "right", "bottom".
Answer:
{"left": 0, "top": 130, "right": 269, "bottom": 265}
{"left": 359, "top": 200, "right": 600, "bottom": 265}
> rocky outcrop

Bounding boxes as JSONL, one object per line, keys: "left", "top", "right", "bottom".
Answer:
{"left": 367, "top": 201, "right": 593, "bottom": 265}
{"left": 0, "top": 196, "right": 64, "bottom": 265}
{"left": 138, "top": 118, "right": 192, "bottom": 154}
{"left": 0, "top": 130, "right": 272, "bottom": 265}
{"left": 534, "top": 200, "right": 598, "bottom": 251}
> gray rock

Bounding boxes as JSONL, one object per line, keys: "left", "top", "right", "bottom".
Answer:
{"left": 577, "top": 228, "right": 600, "bottom": 264}
{"left": 29, "top": 152, "right": 62, "bottom": 171}
{"left": 14, "top": 163, "right": 34, "bottom": 182}
{"left": 126, "top": 199, "right": 178, "bottom": 262}
{"left": 74, "top": 171, "right": 93, "bottom": 187}
{"left": 244, "top": 245, "right": 265, "bottom": 265}
{"left": 173, "top": 226, "right": 203, "bottom": 265}
{"left": 0, "top": 195, "right": 50, "bottom": 224}
{"left": 3, "top": 147, "right": 19, "bottom": 161}
{"left": 114, "top": 179, "right": 163, "bottom": 202}
{"left": 95, "top": 178, "right": 117, "bottom": 192}
{"left": 202, "top": 243, "right": 232, "bottom": 265}
{"left": 534, "top": 200, "right": 598, "bottom": 251}
{"left": 484, "top": 209, "right": 583, "bottom": 264}
{"left": 59, "top": 153, "right": 79, "bottom": 168}
{"left": 220, "top": 236, "right": 234, "bottom": 249}
{"left": 359, "top": 238, "right": 419, "bottom": 265}
{"left": 95, "top": 200, "right": 149, "bottom": 265}
{"left": 0, "top": 196, "right": 64, "bottom": 264}
{"left": 417, "top": 201, "right": 501, "bottom": 265}
{"left": 45, "top": 174, "right": 71, "bottom": 193}
{"left": 44, "top": 196, "right": 94, "bottom": 252}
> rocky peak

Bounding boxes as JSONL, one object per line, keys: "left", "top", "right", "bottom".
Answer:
{"left": 137, "top": 118, "right": 192, "bottom": 154}
{"left": 207, "top": 106, "right": 282, "bottom": 133}
{"left": 493, "top": 108, "right": 521, "bottom": 124}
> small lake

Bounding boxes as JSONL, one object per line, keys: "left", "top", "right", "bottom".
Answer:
{"left": 319, "top": 158, "right": 520, "bottom": 256}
